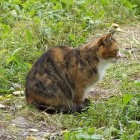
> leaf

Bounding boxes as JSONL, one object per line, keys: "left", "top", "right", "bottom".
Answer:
{"left": 3, "top": 24, "right": 11, "bottom": 32}
{"left": 76, "top": 132, "right": 91, "bottom": 139}
{"left": 90, "top": 134, "right": 102, "bottom": 139}
{"left": 25, "top": 136, "right": 36, "bottom": 140}
{"left": 6, "top": 56, "right": 19, "bottom": 65}
{"left": 123, "top": 94, "right": 133, "bottom": 106}
{"left": 15, "top": 5, "right": 20, "bottom": 11}
{"left": 101, "top": 0, "right": 109, "bottom": 6}
{"left": 69, "top": 34, "right": 75, "bottom": 41}
{"left": 87, "top": 127, "right": 96, "bottom": 134}
{"left": 133, "top": 80, "right": 140, "bottom": 85}
{"left": 12, "top": 91, "right": 24, "bottom": 96}
{"left": 26, "top": 30, "right": 33, "bottom": 43}
{"left": 61, "top": 129, "right": 69, "bottom": 134}
{"left": 6, "top": 48, "right": 22, "bottom": 65}
{"left": 128, "top": 120, "right": 140, "bottom": 125}
{"left": 0, "top": 49, "right": 7, "bottom": 55}
{"left": 0, "top": 94, "right": 13, "bottom": 101}
{"left": 103, "top": 126, "right": 117, "bottom": 136}
{"left": 0, "top": 89, "right": 13, "bottom": 94}
{"left": 29, "top": 128, "right": 38, "bottom": 132}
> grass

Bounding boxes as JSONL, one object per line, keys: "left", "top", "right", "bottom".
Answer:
{"left": 0, "top": 0, "right": 140, "bottom": 139}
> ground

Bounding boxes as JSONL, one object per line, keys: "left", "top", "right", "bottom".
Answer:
{"left": 0, "top": 23, "right": 140, "bottom": 140}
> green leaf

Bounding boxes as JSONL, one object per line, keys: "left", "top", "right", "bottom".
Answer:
{"left": 15, "top": 5, "right": 20, "bottom": 11}
{"left": 26, "top": 30, "right": 33, "bottom": 43}
{"left": 0, "top": 89, "right": 13, "bottom": 94}
{"left": 25, "top": 62, "right": 32, "bottom": 69}
{"left": 76, "top": 132, "right": 91, "bottom": 139}
{"left": 90, "top": 134, "right": 102, "bottom": 139}
{"left": 69, "top": 34, "right": 75, "bottom": 41}
{"left": 6, "top": 56, "right": 18, "bottom": 64}
{"left": 128, "top": 120, "right": 140, "bottom": 125}
{"left": 0, "top": 49, "right": 7, "bottom": 55}
{"left": 133, "top": 80, "right": 140, "bottom": 86}
{"left": 103, "top": 126, "right": 117, "bottom": 136}
{"left": 123, "top": 94, "right": 133, "bottom": 105}
{"left": 0, "top": 94, "right": 13, "bottom": 101}
{"left": 87, "top": 127, "right": 96, "bottom": 134}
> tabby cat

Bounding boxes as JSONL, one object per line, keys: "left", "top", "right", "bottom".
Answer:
{"left": 25, "top": 31, "right": 120, "bottom": 113}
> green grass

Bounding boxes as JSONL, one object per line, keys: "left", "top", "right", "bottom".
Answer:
{"left": 0, "top": 0, "right": 140, "bottom": 139}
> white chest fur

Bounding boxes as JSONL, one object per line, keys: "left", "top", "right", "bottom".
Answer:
{"left": 85, "top": 58, "right": 110, "bottom": 94}
{"left": 97, "top": 58, "right": 110, "bottom": 81}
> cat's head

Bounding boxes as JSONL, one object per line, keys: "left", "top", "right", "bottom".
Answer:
{"left": 96, "top": 31, "right": 120, "bottom": 62}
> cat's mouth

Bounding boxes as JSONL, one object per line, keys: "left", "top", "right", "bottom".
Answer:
{"left": 111, "top": 52, "right": 122, "bottom": 63}
{"left": 111, "top": 58, "right": 118, "bottom": 63}
{"left": 116, "top": 52, "right": 122, "bottom": 59}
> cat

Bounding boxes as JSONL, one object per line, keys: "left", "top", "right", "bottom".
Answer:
{"left": 25, "top": 31, "right": 120, "bottom": 113}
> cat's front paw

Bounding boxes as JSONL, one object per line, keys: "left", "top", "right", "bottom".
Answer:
{"left": 83, "top": 98, "right": 90, "bottom": 107}
{"left": 76, "top": 99, "right": 90, "bottom": 113}
{"left": 75, "top": 101, "right": 90, "bottom": 112}
{"left": 75, "top": 104, "right": 85, "bottom": 113}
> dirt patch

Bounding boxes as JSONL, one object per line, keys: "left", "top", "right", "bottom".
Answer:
{"left": 0, "top": 111, "right": 63, "bottom": 140}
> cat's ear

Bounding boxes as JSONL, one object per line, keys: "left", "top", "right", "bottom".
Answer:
{"left": 104, "top": 30, "right": 116, "bottom": 42}
{"left": 99, "top": 30, "right": 116, "bottom": 46}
